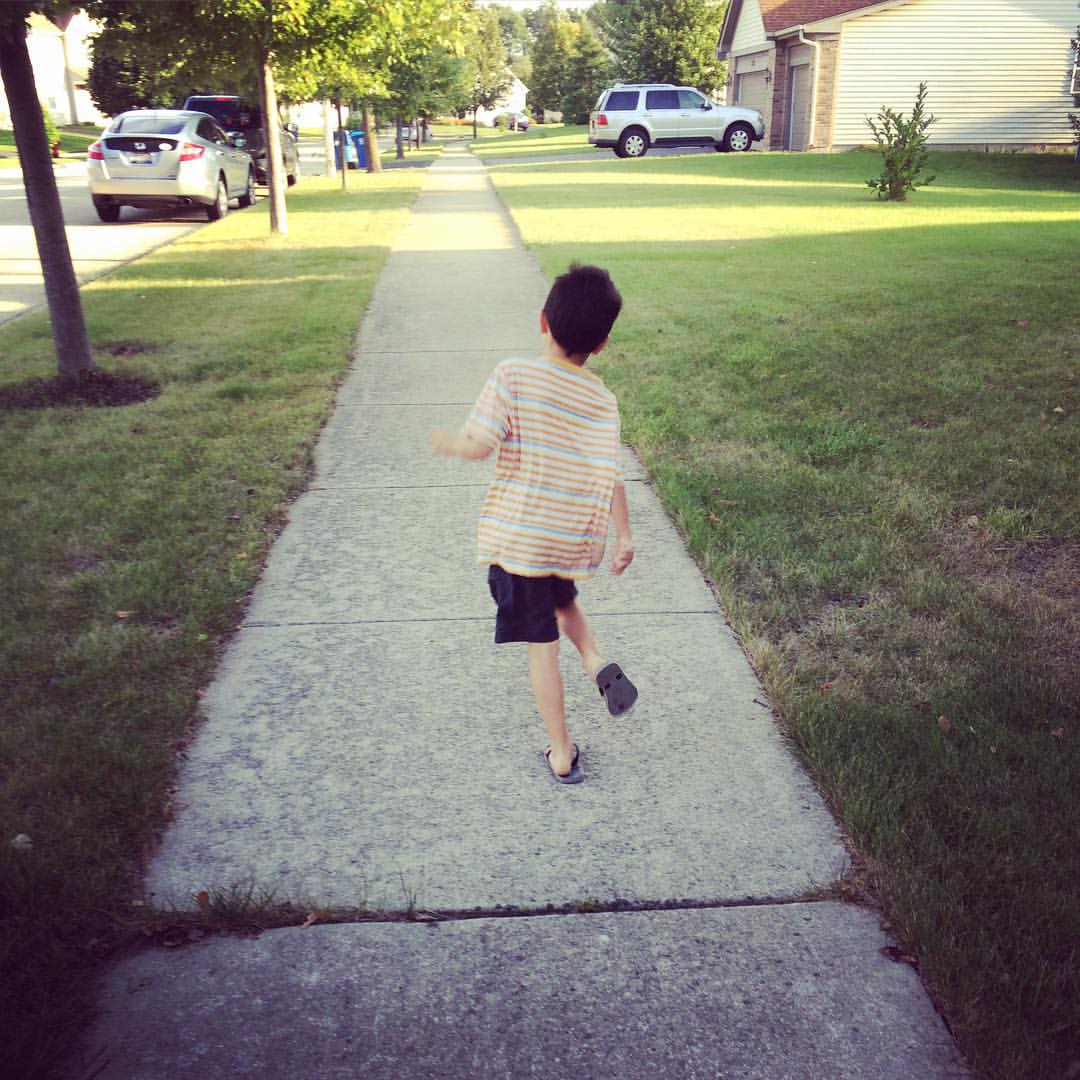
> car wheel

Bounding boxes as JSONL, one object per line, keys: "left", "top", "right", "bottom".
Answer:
{"left": 617, "top": 128, "right": 649, "bottom": 158}
{"left": 92, "top": 196, "right": 120, "bottom": 223}
{"left": 237, "top": 169, "right": 255, "bottom": 208}
{"left": 206, "top": 177, "right": 228, "bottom": 221}
{"left": 287, "top": 167, "right": 298, "bottom": 187}
{"left": 722, "top": 123, "right": 754, "bottom": 152}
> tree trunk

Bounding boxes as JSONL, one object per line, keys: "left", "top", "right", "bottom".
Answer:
{"left": 395, "top": 111, "right": 404, "bottom": 160}
{"left": 257, "top": 52, "right": 287, "bottom": 236}
{"left": 363, "top": 103, "right": 382, "bottom": 174}
{"left": 0, "top": 14, "right": 94, "bottom": 382}
{"left": 335, "top": 98, "right": 348, "bottom": 191}
{"left": 322, "top": 99, "right": 336, "bottom": 178}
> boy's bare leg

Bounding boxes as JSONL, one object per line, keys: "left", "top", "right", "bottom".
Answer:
{"left": 556, "top": 599, "right": 606, "bottom": 680}
{"left": 527, "top": 641, "right": 575, "bottom": 775}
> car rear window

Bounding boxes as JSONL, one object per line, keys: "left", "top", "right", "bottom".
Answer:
{"left": 603, "top": 91, "right": 639, "bottom": 112}
{"left": 112, "top": 116, "right": 186, "bottom": 135}
{"left": 645, "top": 90, "right": 679, "bottom": 110}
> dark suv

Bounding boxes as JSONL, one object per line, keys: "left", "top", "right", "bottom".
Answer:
{"left": 182, "top": 95, "right": 299, "bottom": 186}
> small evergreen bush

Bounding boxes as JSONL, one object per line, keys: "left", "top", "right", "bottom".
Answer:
{"left": 866, "top": 82, "right": 936, "bottom": 201}
{"left": 40, "top": 102, "right": 59, "bottom": 156}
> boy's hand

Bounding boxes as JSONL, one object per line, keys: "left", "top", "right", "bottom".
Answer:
{"left": 429, "top": 427, "right": 493, "bottom": 461}
{"left": 610, "top": 535, "right": 634, "bottom": 575}
{"left": 429, "top": 427, "right": 457, "bottom": 456}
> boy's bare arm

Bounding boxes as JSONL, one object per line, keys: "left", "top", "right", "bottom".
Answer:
{"left": 609, "top": 478, "right": 634, "bottom": 575}
{"left": 429, "top": 427, "right": 493, "bottom": 461}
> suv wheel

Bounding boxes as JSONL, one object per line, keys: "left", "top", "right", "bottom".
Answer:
{"left": 721, "top": 123, "right": 754, "bottom": 153}
{"left": 616, "top": 127, "right": 649, "bottom": 158}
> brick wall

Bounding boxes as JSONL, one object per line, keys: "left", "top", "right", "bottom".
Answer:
{"left": 812, "top": 38, "right": 840, "bottom": 149}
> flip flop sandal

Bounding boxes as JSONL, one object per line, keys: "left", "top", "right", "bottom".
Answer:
{"left": 545, "top": 743, "right": 584, "bottom": 784}
{"left": 596, "top": 662, "right": 638, "bottom": 717}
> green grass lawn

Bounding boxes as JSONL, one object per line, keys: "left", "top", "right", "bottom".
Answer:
{"left": 0, "top": 173, "right": 424, "bottom": 1078}
{"left": 1, "top": 123, "right": 103, "bottom": 164}
{"left": 469, "top": 122, "right": 592, "bottom": 159}
{"left": 489, "top": 149, "right": 1079, "bottom": 1080}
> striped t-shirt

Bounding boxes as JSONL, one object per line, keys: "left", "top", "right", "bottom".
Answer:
{"left": 464, "top": 355, "right": 621, "bottom": 580}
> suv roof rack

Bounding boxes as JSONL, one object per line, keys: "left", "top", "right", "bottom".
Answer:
{"left": 612, "top": 82, "right": 675, "bottom": 88}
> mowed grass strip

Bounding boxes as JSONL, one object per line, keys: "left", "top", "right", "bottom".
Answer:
{"left": 490, "top": 149, "right": 1079, "bottom": 1080}
{"left": 469, "top": 122, "right": 593, "bottom": 159}
{"left": 0, "top": 172, "right": 423, "bottom": 1077}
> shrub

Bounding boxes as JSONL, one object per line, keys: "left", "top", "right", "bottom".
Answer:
{"left": 40, "top": 102, "right": 59, "bottom": 156}
{"left": 494, "top": 113, "right": 509, "bottom": 130}
{"left": 865, "top": 82, "right": 936, "bottom": 201}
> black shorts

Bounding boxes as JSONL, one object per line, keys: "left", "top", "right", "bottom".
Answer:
{"left": 487, "top": 565, "right": 578, "bottom": 644}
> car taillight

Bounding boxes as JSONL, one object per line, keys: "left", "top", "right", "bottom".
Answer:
{"left": 597, "top": 114, "right": 608, "bottom": 126}
{"left": 88, "top": 140, "right": 104, "bottom": 159}
{"left": 179, "top": 142, "right": 205, "bottom": 161}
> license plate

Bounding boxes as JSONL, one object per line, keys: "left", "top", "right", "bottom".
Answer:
{"left": 129, "top": 152, "right": 151, "bottom": 164}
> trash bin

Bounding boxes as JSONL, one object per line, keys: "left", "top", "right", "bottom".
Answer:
{"left": 348, "top": 130, "right": 367, "bottom": 170}
{"left": 333, "top": 130, "right": 358, "bottom": 170}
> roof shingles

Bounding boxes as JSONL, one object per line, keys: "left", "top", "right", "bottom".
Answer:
{"left": 758, "top": 0, "right": 881, "bottom": 32}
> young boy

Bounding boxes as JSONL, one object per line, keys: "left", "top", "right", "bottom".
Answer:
{"left": 429, "top": 263, "right": 637, "bottom": 785}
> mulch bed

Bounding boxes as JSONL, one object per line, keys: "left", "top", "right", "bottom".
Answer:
{"left": 0, "top": 368, "right": 159, "bottom": 410}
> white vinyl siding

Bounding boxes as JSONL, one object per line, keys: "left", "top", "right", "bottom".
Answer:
{"left": 830, "top": 0, "right": 1077, "bottom": 146}
{"left": 732, "top": 0, "right": 768, "bottom": 54}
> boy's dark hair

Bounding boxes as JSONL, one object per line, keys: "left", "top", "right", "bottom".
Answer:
{"left": 543, "top": 263, "right": 622, "bottom": 357}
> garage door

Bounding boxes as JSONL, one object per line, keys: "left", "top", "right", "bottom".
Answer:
{"left": 735, "top": 70, "right": 769, "bottom": 117}
{"left": 787, "top": 63, "right": 812, "bottom": 150}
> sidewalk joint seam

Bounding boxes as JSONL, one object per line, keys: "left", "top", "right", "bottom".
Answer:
{"left": 242, "top": 610, "right": 722, "bottom": 628}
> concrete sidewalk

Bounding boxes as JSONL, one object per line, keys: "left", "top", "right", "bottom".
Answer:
{"left": 71, "top": 145, "right": 966, "bottom": 1078}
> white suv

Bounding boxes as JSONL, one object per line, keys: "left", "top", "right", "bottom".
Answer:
{"left": 589, "top": 83, "right": 764, "bottom": 158}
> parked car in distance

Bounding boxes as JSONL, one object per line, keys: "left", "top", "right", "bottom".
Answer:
{"left": 589, "top": 83, "right": 764, "bottom": 157}
{"left": 182, "top": 95, "right": 300, "bottom": 186}
{"left": 87, "top": 109, "right": 254, "bottom": 223}
{"left": 498, "top": 111, "right": 530, "bottom": 131}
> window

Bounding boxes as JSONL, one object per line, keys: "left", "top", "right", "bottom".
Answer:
{"left": 604, "top": 91, "right": 639, "bottom": 112}
{"left": 645, "top": 90, "right": 679, "bottom": 110}
{"left": 678, "top": 90, "right": 706, "bottom": 109}
{"left": 114, "top": 115, "right": 186, "bottom": 135}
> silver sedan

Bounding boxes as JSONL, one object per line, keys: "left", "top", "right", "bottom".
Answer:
{"left": 87, "top": 109, "right": 255, "bottom": 223}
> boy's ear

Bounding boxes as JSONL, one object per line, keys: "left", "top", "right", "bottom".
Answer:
{"left": 591, "top": 336, "right": 609, "bottom": 357}
{"left": 539, "top": 309, "right": 549, "bottom": 334}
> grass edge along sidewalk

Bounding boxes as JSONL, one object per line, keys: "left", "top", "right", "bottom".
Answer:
{"left": 487, "top": 148, "right": 1079, "bottom": 1080}
{"left": 0, "top": 171, "right": 425, "bottom": 1079}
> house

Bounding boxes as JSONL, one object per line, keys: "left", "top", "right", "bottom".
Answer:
{"left": 717, "top": 0, "right": 1078, "bottom": 151}
{"left": 475, "top": 76, "right": 530, "bottom": 126}
{"left": 0, "top": 11, "right": 106, "bottom": 129}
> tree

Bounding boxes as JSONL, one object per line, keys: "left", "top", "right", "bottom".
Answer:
{"left": 865, "top": 81, "right": 936, "bottom": 201}
{"left": 0, "top": 3, "right": 94, "bottom": 382}
{"left": 86, "top": 0, "right": 387, "bottom": 231}
{"left": 560, "top": 20, "right": 610, "bottom": 125}
{"left": 467, "top": 6, "right": 510, "bottom": 137}
{"left": 529, "top": 2, "right": 579, "bottom": 117}
{"left": 594, "top": 0, "right": 725, "bottom": 95}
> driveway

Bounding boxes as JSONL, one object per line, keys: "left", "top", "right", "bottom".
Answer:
{"left": 0, "top": 163, "right": 209, "bottom": 328}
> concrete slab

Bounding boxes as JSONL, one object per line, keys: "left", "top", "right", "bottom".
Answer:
{"left": 246, "top": 480, "right": 706, "bottom": 626}
{"left": 74, "top": 904, "right": 966, "bottom": 1080}
{"left": 313, "top": 401, "right": 647, "bottom": 488}
{"left": 336, "top": 348, "right": 528, "bottom": 406}
{"left": 146, "top": 614, "right": 845, "bottom": 911}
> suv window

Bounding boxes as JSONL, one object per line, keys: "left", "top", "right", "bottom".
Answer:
{"left": 604, "top": 90, "right": 639, "bottom": 112}
{"left": 645, "top": 90, "right": 679, "bottom": 110}
{"left": 678, "top": 90, "right": 707, "bottom": 109}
